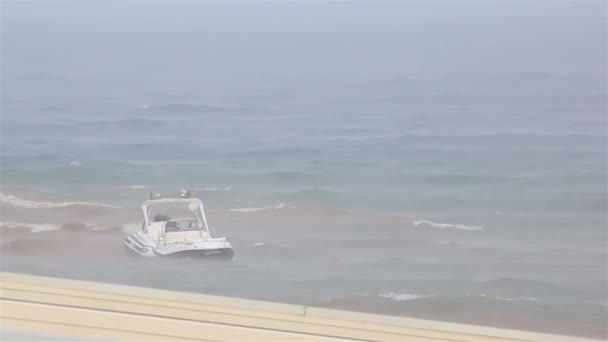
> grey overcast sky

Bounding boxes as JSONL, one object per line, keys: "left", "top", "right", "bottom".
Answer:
{"left": 2, "top": 1, "right": 607, "bottom": 75}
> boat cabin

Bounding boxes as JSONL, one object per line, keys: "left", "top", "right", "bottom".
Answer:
{"left": 142, "top": 192, "right": 213, "bottom": 245}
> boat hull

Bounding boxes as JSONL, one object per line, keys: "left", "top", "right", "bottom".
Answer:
{"left": 162, "top": 248, "right": 234, "bottom": 259}
{"left": 123, "top": 236, "right": 234, "bottom": 259}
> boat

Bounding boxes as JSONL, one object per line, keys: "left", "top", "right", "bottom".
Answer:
{"left": 123, "top": 190, "right": 234, "bottom": 259}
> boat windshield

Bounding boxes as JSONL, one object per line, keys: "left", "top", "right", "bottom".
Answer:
{"left": 148, "top": 203, "right": 195, "bottom": 222}
{"left": 146, "top": 202, "right": 206, "bottom": 228}
{"left": 164, "top": 219, "right": 200, "bottom": 232}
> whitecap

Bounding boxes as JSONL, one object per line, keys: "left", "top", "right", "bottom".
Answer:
{"left": 0, "top": 193, "right": 122, "bottom": 209}
{"left": 228, "top": 203, "right": 287, "bottom": 213}
{"left": 412, "top": 220, "right": 482, "bottom": 231}
{"left": 83, "top": 222, "right": 113, "bottom": 231}
{"left": 202, "top": 186, "right": 232, "bottom": 192}
{"left": 378, "top": 292, "right": 434, "bottom": 301}
{"left": 127, "top": 185, "right": 148, "bottom": 189}
{"left": 479, "top": 294, "right": 539, "bottom": 302}
{"left": 252, "top": 242, "right": 265, "bottom": 247}
{"left": 69, "top": 161, "right": 81, "bottom": 166}
{"left": 0, "top": 221, "right": 61, "bottom": 233}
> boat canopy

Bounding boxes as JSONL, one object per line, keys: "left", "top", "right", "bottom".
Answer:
{"left": 143, "top": 197, "right": 202, "bottom": 208}
{"left": 141, "top": 193, "right": 209, "bottom": 233}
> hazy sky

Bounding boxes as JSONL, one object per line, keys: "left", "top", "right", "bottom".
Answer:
{"left": 2, "top": 1, "right": 607, "bottom": 76}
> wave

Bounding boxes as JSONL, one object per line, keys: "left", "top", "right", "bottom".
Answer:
{"left": 397, "top": 132, "right": 607, "bottom": 139}
{"left": 0, "top": 221, "right": 61, "bottom": 233}
{"left": 0, "top": 194, "right": 122, "bottom": 209}
{"left": 319, "top": 291, "right": 551, "bottom": 310}
{"left": 412, "top": 220, "right": 482, "bottom": 231}
{"left": 282, "top": 188, "right": 355, "bottom": 204}
{"left": 316, "top": 292, "right": 442, "bottom": 314}
{"left": 377, "top": 292, "right": 435, "bottom": 301}
{"left": 137, "top": 103, "right": 225, "bottom": 114}
{"left": 327, "top": 237, "right": 433, "bottom": 250}
{"left": 479, "top": 294, "right": 539, "bottom": 302}
{"left": 60, "top": 222, "right": 119, "bottom": 232}
{"left": 0, "top": 221, "right": 120, "bottom": 233}
{"left": 104, "top": 117, "right": 167, "bottom": 126}
{"left": 76, "top": 118, "right": 169, "bottom": 128}
{"left": 127, "top": 185, "right": 149, "bottom": 189}
{"left": 228, "top": 203, "right": 287, "bottom": 213}
{"left": 1, "top": 232, "right": 126, "bottom": 257}
{"left": 290, "top": 188, "right": 342, "bottom": 196}
{"left": 201, "top": 186, "right": 233, "bottom": 192}
{"left": 239, "top": 172, "right": 324, "bottom": 182}
{"left": 316, "top": 291, "right": 598, "bottom": 329}
{"left": 6, "top": 118, "right": 169, "bottom": 131}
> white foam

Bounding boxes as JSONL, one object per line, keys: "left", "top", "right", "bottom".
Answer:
{"left": 252, "top": 242, "right": 265, "bottom": 247}
{"left": 412, "top": 220, "right": 482, "bottom": 231}
{"left": 0, "top": 194, "right": 122, "bottom": 209}
{"left": 127, "top": 185, "right": 148, "bottom": 189}
{"left": 121, "top": 222, "right": 142, "bottom": 233}
{"left": 69, "top": 161, "right": 81, "bottom": 166}
{"left": 479, "top": 294, "right": 539, "bottom": 302}
{"left": 0, "top": 221, "right": 61, "bottom": 233}
{"left": 83, "top": 222, "right": 114, "bottom": 231}
{"left": 202, "top": 186, "right": 232, "bottom": 192}
{"left": 1, "top": 221, "right": 119, "bottom": 233}
{"left": 378, "top": 292, "right": 434, "bottom": 301}
{"left": 228, "top": 203, "right": 287, "bottom": 213}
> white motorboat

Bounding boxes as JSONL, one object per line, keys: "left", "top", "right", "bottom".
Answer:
{"left": 124, "top": 191, "right": 234, "bottom": 259}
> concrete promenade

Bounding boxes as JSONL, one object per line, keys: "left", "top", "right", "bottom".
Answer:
{"left": 0, "top": 272, "right": 600, "bottom": 341}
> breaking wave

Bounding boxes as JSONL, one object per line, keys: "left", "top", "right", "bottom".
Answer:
{"left": 201, "top": 186, "right": 233, "bottom": 192}
{"left": 412, "top": 220, "right": 482, "bottom": 231}
{"left": 0, "top": 221, "right": 121, "bottom": 233}
{"left": 0, "top": 221, "right": 62, "bottom": 233}
{"left": 479, "top": 294, "right": 539, "bottom": 302}
{"left": 0, "top": 194, "right": 122, "bottom": 209}
{"left": 127, "top": 185, "right": 148, "bottom": 189}
{"left": 228, "top": 203, "right": 287, "bottom": 213}
{"left": 378, "top": 292, "right": 435, "bottom": 301}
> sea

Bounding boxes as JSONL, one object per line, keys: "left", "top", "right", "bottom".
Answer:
{"left": 1, "top": 3, "right": 607, "bottom": 339}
